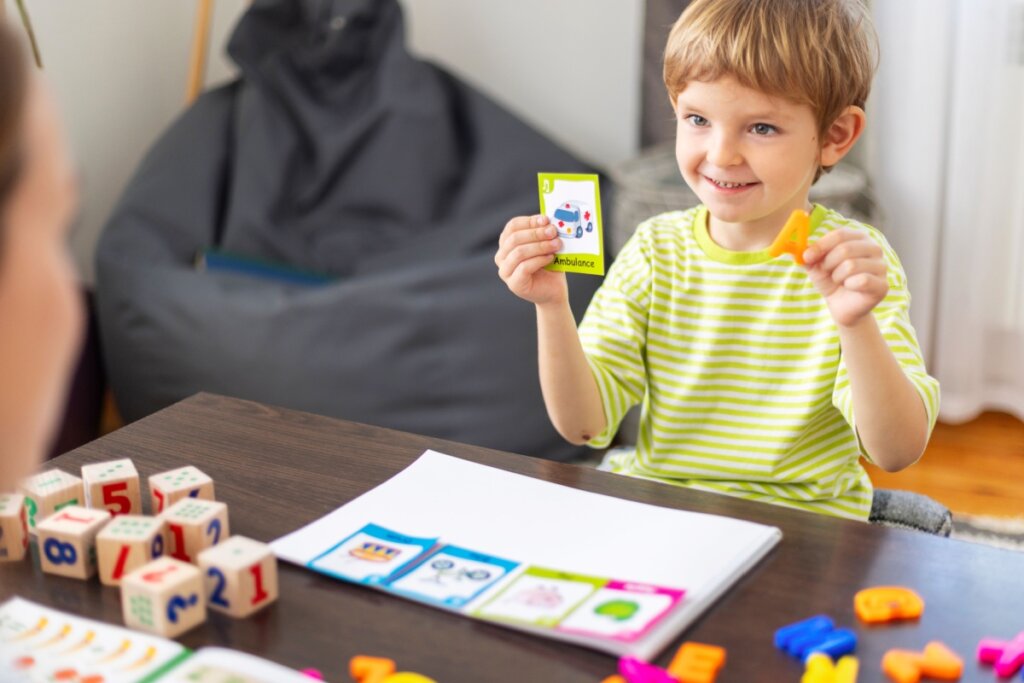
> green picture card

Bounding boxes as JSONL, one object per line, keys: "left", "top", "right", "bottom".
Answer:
{"left": 537, "top": 173, "right": 605, "bottom": 276}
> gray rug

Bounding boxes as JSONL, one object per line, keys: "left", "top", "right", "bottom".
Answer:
{"left": 951, "top": 514, "right": 1024, "bottom": 552}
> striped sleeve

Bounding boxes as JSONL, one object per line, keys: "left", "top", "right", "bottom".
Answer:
{"left": 577, "top": 222, "right": 654, "bottom": 448}
{"left": 832, "top": 229, "right": 940, "bottom": 461}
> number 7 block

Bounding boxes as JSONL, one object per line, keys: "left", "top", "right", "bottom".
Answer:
{"left": 148, "top": 465, "right": 214, "bottom": 514}
{"left": 35, "top": 505, "right": 112, "bottom": 579}
{"left": 198, "top": 535, "right": 279, "bottom": 617}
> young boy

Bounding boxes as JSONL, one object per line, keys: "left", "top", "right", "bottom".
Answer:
{"left": 494, "top": 0, "right": 938, "bottom": 519}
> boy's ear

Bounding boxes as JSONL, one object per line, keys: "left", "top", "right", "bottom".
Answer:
{"left": 820, "top": 105, "right": 866, "bottom": 167}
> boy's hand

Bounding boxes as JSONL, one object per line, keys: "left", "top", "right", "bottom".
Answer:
{"left": 495, "top": 214, "right": 568, "bottom": 306}
{"left": 803, "top": 229, "right": 888, "bottom": 327}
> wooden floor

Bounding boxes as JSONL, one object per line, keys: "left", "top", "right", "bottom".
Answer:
{"left": 866, "top": 412, "right": 1024, "bottom": 518}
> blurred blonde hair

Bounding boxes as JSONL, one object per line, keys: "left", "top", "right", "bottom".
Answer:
{"left": 664, "top": 0, "right": 878, "bottom": 163}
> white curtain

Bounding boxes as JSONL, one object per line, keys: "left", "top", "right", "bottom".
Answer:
{"left": 870, "top": 0, "right": 1024, "bottom": 423}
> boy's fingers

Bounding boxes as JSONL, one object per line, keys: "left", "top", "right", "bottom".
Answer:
{"left": 508, "top": 254, "right": 556, "bottom": 290}
{"left": 844, "top": 273, "right": 889, "bottom": 298}
{"left": 817, "top": 240, "right": 883, "bottom": 274}
{"left": 831, "top": 258, "right": 887, "bottom": 284}
{"left": 496, "top": 216, "right": 556, "bottom": 264}
{"left": 498, "top": 240, "right": 561, "bottom": 280}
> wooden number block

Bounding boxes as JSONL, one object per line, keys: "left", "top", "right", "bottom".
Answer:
{"left": 148, "top": 466, "right": 214, "bottom": 514}
{"left": 0, "top": 493, "right": 30, "bottom": 562}
{"left": 82, "top": 459, "right": 142, "bottom": 517}
{"left": 36, "top": 505, "right": 112, "bottom": 579}
{"left": 197, "top": 535, "right": 278, "bottom": 617}
{"left": 160, "top": 498, "right": 229, "bottom": 564}
{"left": 121, "top": 556, "right": 206, "bottom": 637}
{"left": 97, "top": 515, "right": 166, "bottom": 586}
{"left": 19, "top": 468, "right": 85, "bottom": 533}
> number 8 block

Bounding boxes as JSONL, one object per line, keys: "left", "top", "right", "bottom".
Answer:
{"left": 198, "top": 535, "right": 279, "bottom": 618}
{"left": 97, "top": 515, "right": 166, "bottom": 586}
{"left": 35, "top": 505, "right": 112, "bottom": 579}
{"left": 83, "top": 459, "right": 142, "bottom": 517}
{"left": 159, "top": 498, "right": 229, "bottom": 564}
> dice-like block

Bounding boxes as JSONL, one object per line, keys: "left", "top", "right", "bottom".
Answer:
{"left": 83, "top": 459, "right": 142, "bottom": 517}
{"left": 148, "top": 466, "right": 214, "bottom": 514}
{"left": 121, "top": 557, "right": 206, "bottom": 637}
{"left": 197, "top": 535, "right": 278, "bottom": 617}
{"left": 97, "top": 515, "right": 166, "bottom": 586}
{"left": 160, "top": 498, "right": 229, "bottom": 564}
{"left": 20, "top": 469, "right": 85, "bottom": 533}
{"left": 0, "top": 493, "right": 30, "bottom": 562}
{"left": 35, "top": 505, "right": 112, "bottom": 579}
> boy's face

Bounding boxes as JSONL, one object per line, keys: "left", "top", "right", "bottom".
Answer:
{"left": 674, "top": 76, "right": 821, "bottom": 240}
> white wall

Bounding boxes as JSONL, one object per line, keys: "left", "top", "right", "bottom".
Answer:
{"left": 18, "top": 0, "right": 642, "bottom": 285}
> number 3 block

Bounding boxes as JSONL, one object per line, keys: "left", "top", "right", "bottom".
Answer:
{"left": 198, "top": 535, "right": 278, "bottom": 618}
{"left": 36, "top": 505, "right": 112, "bottom": 579}
{"left": 19, "top": 468, "right": 85, "bottom": 533}
{"left": 121, "top": 557, "right": 207, "bottom": 637}
{"left": 83, "top": 459, "right": 142, "bottom": 517}
{"left": 160, "top": 498, "right": 229, "bottom": 564}
{"left": 97, "top": 515, "right": 166, "bottom": 586}
{"left": 0, "top": 493, "right": 30, "bottom": 562}
{"left": 148, "top": 466, "right": 214, "bottom": 514}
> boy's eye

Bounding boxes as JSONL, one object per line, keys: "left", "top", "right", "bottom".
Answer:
{"left": 751, "top": 123, "right": 777, "bottom": 135}
{"left": 685, "top": 114, "right": 709, "bottom": 127}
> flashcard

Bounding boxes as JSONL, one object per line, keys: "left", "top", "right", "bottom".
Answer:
{"left": 557, "top": 581, "right": 685, "bottom": 642}
{"left": 538, "top": 172, "right": 605, "bottom": 276}
{"left": 387, "top": 545, "right": 519, "bottom": 609}
{"left": 472, "top": 566, "right": 606, "bottom": 628}
{"left": 307, "top": 523, "right": 436, "bottom": 585}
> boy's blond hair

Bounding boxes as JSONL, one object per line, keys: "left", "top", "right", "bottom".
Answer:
{"left": 664, "top": 0, "right": 877, "bottom": 165}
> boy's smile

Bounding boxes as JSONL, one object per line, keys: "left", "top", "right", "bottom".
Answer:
{"left": 675, "top": 76, "right": 821, "bottom": 252}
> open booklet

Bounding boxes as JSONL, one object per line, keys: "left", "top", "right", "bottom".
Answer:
{"left": 271, "top": 450, "right": 783, "bottom": 660}
{"left": 0, "top": 597, "right": 309, "bottom": 683}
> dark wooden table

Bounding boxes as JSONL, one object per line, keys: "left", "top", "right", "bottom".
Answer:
{"left": 2, "top": 393, "right": 1021, "bottom": 681}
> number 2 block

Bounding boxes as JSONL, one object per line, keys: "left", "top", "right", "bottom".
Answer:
{"left": 83, "top": 459, "right": 141, "bottom": 517}
{"left": 160, "top": 498, "right": 229, "bottom": 564}
{"left": 0, "top": 493, "right": 30, "bottom": 562}
{"left": 121, "top": 556, "right": 207, "bottom": 638}
{"left": 97, "top": 515, "right": 166, "bottom": 586}
{"left": 198, "top": 535, "right": 278, "bottom": 618}
{"left": 148, "top": 466, "right": 214, "bottom": 514}
{"left": 19, "top": 468, "right": 85, "bottom": 533}
{"left": 35, "top": 505, "right": 112, "bottom": 579}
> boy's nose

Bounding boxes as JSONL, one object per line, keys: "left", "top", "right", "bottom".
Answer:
{"left": 707, "top": 133, "right": 742, "bottom": 167}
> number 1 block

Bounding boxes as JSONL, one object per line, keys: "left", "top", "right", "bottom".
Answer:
{"left": 83, "top": 459, "right": 141, "bottom": 517}
{"left": 0, "top": 493, "right": 30, "bottom": 562}
{"left": 198, "top": 535, "right": 278, "bottom": 618}
{"left": 160, "top": 498, "right": 229, "bottom": 564}
{"left": 97, "top": 515, "right": 166, "bottom": 586}
{"left": 19, "top": 468, "right": 85, "bottom": 533}
{"left": 36, "top": 505, "right": 112, "bottom": 579}
{"left": 121, "top": 557, "right": 206, "bottom": 637}
{"left": 148, "top": 466, "right": 214, "bottom": 514}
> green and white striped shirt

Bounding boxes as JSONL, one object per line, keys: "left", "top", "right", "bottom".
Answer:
{"left": 580, "top": 205, "right": 939, "bottom": 520}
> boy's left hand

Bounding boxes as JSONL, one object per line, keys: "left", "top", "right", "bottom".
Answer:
{"left": 803, "top": 228, "right": 888, "bottom": 327}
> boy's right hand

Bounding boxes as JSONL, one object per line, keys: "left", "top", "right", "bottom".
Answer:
{"left": 495, "top": 214, "right": 567, "bottom": 306}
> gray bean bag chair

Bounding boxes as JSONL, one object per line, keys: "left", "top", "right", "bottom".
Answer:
{"left": 95, "top": 0, "right": 604, "bottom": 461}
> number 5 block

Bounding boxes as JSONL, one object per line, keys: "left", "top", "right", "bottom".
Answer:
{"left": 97, "top": 515, "right": 166, "bottom": 586}
{"left": 36, "top": 505, "right": 112, "bottom": 579}
{"left": 121, "top": 557, "right": 206, "bottom": 637}
{"left": 20, "top": 469, "right": 85, "bottom": 533}
{"left": 148, "top": 466, "right": 214, "bottom": 514}
{"left": 0, "top": 493, "right": 30, "bottom": 562}
{"left": 83, "top": 459, "right": 141, "bottom": 517}
{"left": 160, "top": 498, "right": 229, "bottom": 564}
{"left": 198, "top": 535, "right": 278, "bottom": 618}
